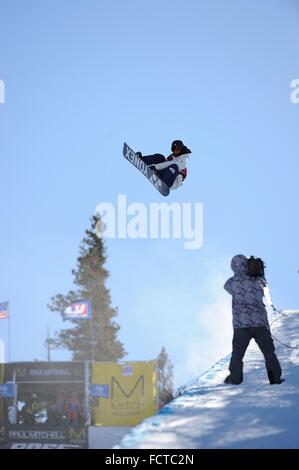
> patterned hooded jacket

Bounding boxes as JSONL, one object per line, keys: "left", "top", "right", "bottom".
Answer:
{"left": 224, "top": 254, "right": 270, "bottom": 329}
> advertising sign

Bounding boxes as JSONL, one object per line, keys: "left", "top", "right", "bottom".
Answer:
{"left": 92, "top": 361, "right": 157, "bottom": 426}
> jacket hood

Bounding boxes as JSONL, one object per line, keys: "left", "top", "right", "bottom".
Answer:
{"left": 231, "top": 255, "right": 248, "bottom": 275}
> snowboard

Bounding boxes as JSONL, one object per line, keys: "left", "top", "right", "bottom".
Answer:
{"left": 123, "top": 142, "right": 170, "bottom": 197}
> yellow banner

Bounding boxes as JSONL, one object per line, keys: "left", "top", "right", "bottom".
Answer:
{"left": 92, "top": 361, "right": 157, "bottom": 426}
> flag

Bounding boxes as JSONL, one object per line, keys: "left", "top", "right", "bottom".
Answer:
{"left": 62, "top": 300, "right": 90, "bottom": 320}
{"left": 0, "top": 383, "right": 16, "bottom": 398}
{"left": 0, "top": 302, "right": 8, "bottom": 320}
{"left": 90, "top": 384, "right": 110, "bottom": 398}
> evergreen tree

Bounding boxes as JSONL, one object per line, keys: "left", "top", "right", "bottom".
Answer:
{"left": 47, "top": 215, "right": 126, "bottom": 361}
{"left": 157, "top": 347, "right": 174, "bottom": 408}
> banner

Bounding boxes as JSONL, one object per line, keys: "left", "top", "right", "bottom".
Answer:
{"left": 1, "top": 424, "right": 88, "bottom": 449}
{"left": 62, "top": 300, "right": 90, "bottom": 320}
{"left": 14, "top": 361, "right": 85, "bottom": 382}
{"left": 0, "top": 362, "right": 87, "bottom": 448}
{"left": 92, "top": 361, "right": 157, "bottom": 426}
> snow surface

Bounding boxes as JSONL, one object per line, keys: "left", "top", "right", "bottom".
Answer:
{"left": 116, "top": 310, "right": 299, "bottom": 449}
{"left": 89, "top": 426, "right": 132, "bottom": 449}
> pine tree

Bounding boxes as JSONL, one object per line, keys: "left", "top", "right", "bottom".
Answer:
{"left": 47, "top": 215, "right": 126, "bottom": 361}
{"left": 157, "top": 347, "right": 174, "bottom": 408}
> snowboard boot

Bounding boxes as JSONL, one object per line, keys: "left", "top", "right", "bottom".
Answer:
{"left": 268, "top": 370, "right": 285, "bottom": 384}
{"left": 224, "top": 375, "right": 242, "bottom": 385}
{"left": 271, "top": 379, "right": 285, "bottom": 384}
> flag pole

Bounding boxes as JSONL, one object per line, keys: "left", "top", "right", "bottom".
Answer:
{"left": 46, "top": 325, "right": 51, "bottom": 362}
{"left": 7, "top": 301, "right": 11, "bottom": 362}
{"left": 89, "top": 306, "right": 95, "bottom": 362}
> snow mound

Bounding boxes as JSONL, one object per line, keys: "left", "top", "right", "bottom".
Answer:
{"left": 117, "top": 310, "right": 299, "bottom": 449}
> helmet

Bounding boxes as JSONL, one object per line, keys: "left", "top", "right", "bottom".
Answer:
{"left": 171, "top": 140, "right": 184, "bottom": 152}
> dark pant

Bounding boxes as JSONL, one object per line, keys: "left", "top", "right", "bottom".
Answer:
{"left": 141, "top": 154, "right": 179, "bottom": 188}
{"left": 229, "top": 327, "right": 282, "bottom": 383}
{"left": 140, "top": 153, "right": 165, "bottom": 165}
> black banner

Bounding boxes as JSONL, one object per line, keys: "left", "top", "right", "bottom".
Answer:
{"left": 13, "top": 362, "right": 85, "bottom": 383}
{"left": 1, "top": 424, "right": 88, "bottom": 449}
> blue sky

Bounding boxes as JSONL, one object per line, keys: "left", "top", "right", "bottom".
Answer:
{"left": 0, "top": 0, "right": 298, "bottom": 387}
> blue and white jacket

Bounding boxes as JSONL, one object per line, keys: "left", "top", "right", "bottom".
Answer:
{"left": 224, "top": 255, "right": 270, "bottom": 329}
{"left": 154, "top": 153, "right": 190, "bottom": 189}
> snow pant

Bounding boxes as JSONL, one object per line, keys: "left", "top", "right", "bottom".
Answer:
{"left": 140, "top": 154, "right": 179, "bottom": 188}
{"left": 229, "top": 327, "right": 282, "bottom": 383}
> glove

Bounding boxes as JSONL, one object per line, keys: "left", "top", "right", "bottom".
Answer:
{"left": 149, "top": 165, "right": 158, "bottom": 175}
{"left": 180, "top": 168, "right": 187, "bottom": 180}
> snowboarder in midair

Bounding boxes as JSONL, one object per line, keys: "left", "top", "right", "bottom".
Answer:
{"left": 136, "top": 140, "right": 191, "bottom": 190}
{"left": 224, "top": 254, "right": 284, "bottom": 385}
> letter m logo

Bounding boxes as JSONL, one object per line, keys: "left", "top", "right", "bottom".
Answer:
{"left": 111, "top": 376, "right": 144, "bottom": 399}
{"left": 70, "top": 427, "right": 86, "bottom": 440}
